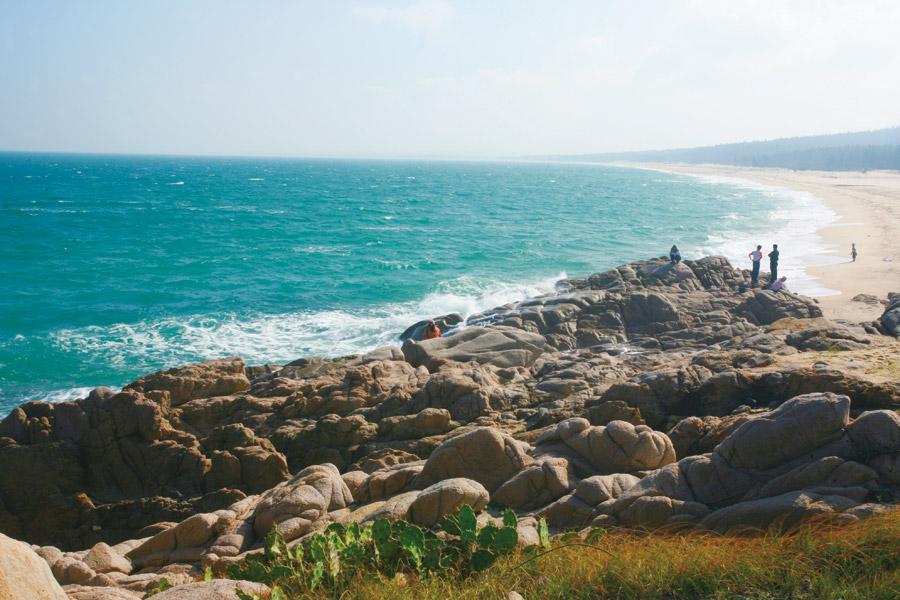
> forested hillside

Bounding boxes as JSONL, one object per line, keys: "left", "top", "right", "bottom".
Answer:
{"left": 560, "top": 127, "right": 900, "bottom": 171}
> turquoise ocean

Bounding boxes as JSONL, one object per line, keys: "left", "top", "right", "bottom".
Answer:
{"left": 0, "top": 153, "right": 837, "bottom": 417}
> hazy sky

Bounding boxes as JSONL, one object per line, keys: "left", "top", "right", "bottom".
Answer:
{"left": 2, "top": 1, "right": 899, "bottom": 158}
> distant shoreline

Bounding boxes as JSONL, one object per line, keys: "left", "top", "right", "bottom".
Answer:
{"left": 622, "top": 163, "right": 900, "bottom": 322}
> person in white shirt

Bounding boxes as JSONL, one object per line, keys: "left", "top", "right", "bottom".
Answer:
{"left": 771, "top": 276, "right": 789, "bottom": 292}
{"left": 748, "top": 245, "right": 763, "bottom": 285}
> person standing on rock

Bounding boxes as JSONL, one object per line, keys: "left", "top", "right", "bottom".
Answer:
{"left": 669, "top": 245, "right": 681, "bottom": 264}
{"left": 768, "top": 244, "right": 779, "bottom": 282}
{"left": 749, "top": 245, "right": 763, "bottom": 285}
{"left": 423, "top": 319, "right": 442, "bottom": 340}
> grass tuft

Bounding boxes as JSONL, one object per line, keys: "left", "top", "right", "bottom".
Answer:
{"left": 243, "top": 510, "right": 900, "bottom": 599}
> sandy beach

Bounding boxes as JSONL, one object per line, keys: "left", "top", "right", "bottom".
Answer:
{"left": 625, "top": 163, "right": 900, "bottom": 323}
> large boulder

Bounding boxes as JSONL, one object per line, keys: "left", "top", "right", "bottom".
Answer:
{"left": 414, "top": 428, "right": 532, "bottom": 493}
{"left": 252, "top": 464, "right": 353, "bottom": 541}
{"left": 127, "top": 512, "right": 220, "bottom": 569}
{"left": 491, "top": 456, "right": 574, "bottom": 510}
{"left": 0, "top": 532, "right": 67, "bottom": 600}
{"left": 533, "top": 418, "right": 675, "bottom": 477}
{"left": 715, "top": 393, "right": 850, "bottom": 471}
{"left": 407, "top": 478, "right": 489, "bottom": 527}
{"left": 402, "top": 326, "right": 546, "bottom": 371}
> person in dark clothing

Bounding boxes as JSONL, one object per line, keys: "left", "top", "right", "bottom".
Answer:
{"left": 669, "top": 245, "right": 681, "bottom": 264}
{"left": 749, "top": 245, "right": 762, "bottom": 285}
{"left": 768, "top": 244, "right": 779, "bottom": 282}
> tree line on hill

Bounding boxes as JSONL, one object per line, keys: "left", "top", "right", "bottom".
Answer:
{"left": 554, "top": 126, "right": 900, "bottom": 171}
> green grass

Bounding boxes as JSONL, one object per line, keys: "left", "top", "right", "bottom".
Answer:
{"left": 231, "top": 510, "right": 900, "bottom": 599}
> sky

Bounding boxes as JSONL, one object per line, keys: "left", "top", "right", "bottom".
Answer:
{"left": 2, "top": 0, "right": 899, "bottom": 159}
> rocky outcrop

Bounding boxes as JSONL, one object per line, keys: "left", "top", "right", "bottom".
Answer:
{"left": 590, "top": 393, "right": 900, "bottom": 532}
{"left": 0, "top": 257, "right": 898, "bottom": 598}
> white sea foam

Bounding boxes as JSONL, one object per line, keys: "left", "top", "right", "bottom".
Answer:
{"left": 49, "top": 272, "right": 568, "bottom": 372}
{"left": 14, "top": 386, "right": 107, "bottom": 405}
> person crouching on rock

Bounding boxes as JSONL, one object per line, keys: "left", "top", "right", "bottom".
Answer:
{"left": 423, "top": 319, "right": 442, "bottom": 339}
{"left": 770, "top": 276, "right": 790, "bottom": 293}
{"left": 669, "top": 245, "right": 681, "bottom": 264}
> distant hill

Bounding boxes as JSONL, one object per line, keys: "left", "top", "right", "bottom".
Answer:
{"left": 552, "top": 126, "right": 900, "bottom": 171}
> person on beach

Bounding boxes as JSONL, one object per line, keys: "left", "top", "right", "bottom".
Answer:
{"left": 771, "top": 276, "right": 789, "bottom": 293}
{"left": 768, "top": 244, "right": 780, "bottom": 282}
{"left": 422, "top": 319, "right": 442, "bottom": 340}
{"left": 749, "top": 245, "right": 763, "bottom": 285}
{"left": 669, "top": 245, "right": 681, "bottom": 264}
{"left": 851, "top": 243, "right": 858, "bottom": 262}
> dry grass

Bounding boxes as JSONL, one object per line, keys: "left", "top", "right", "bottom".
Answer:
{"left": 280, "top": 511, "right": 900, "bottom": 600}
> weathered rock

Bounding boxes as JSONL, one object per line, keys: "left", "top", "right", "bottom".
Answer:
{"left": 407, "top": 478, "right": 490, "bottom": 527}
{"left": 63, "top": 586, "right": 142, "bottom": 600}
{"left": 125, "top": 357, "right": 250, "bottom": 407}
{"left": 534, "top": 418, "right": 675, "bottom": 477}
{"left": 617, "top": 496, "right": 709, "bottom": 528}
{"left": 402, "top": 326, "right": 546, "bottom": 371}
{"left": 879, "top": 296, "right": 900, "bottom": 337}
{"left": 574, "top": 474, "right": 641, "bottom": 506}
{"left": 127, "top": 512, "right": 219, "bottom": 569}
{"left": 148, "top": 579, "right": 270, "bottom": 599}
{"left": 414, "top": 428, "right": 532, "bottom": 493}
{"left": 51, "top": 555, "right": 95, "bottom": 586}
{"left": 667, "top": 414, "right": 754, "bottom": 459}
{"left": 491, "top": 456, "right": 574, "bottom": 510}
{"left": 533, "top": 493, "right": 598, "bottom": 529}
{"left": 356, "top": 462, "right": 425, "bottom": 503}
{"left": 82, "top": 541, "right": 132, "bottom": 574}
{"left": 698, "top": 490, "right": 861, "bottom": 533}
{"left": 786, "top": 323, "right": 871, "bottom": 351}
{"left": 744, "top": 457, "right": 877, "bottom": 502}
{"left": 716, "top": 393, "right": 850, "bottom": 471}
{"left": 252, "top": 464, "right": 352, "bottom": 542}
{"left": 0, "top": 532, "right": 67, "bottom": 600}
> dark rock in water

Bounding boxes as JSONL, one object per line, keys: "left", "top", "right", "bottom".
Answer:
{"left": 399, "top": 313, "right": 464, "bottom": 341}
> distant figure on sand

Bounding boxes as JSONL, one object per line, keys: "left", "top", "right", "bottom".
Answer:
{"left": 851, "top": 243, "right": 858, "bottom": 262}
{"left": 768, "top": 244, "right": 779, "bottom": 282}
{"left": 669, "top": 245, "right": 681, "bottom": 264}
{"left": 749, "top": 245, "right": 763, "bottom": 285}
{"left": 771, "top": 276, "right": 789, "bottom": 293}
{"left": 423, "top": 319, "right": 442, "bottom": 340}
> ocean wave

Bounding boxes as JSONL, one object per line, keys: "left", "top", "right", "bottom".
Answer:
{"left": 13, "top": 386, "right": 108, "bottom": 405}
{"left": 47, "top": 273, "right": 569, "bottom": 373}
